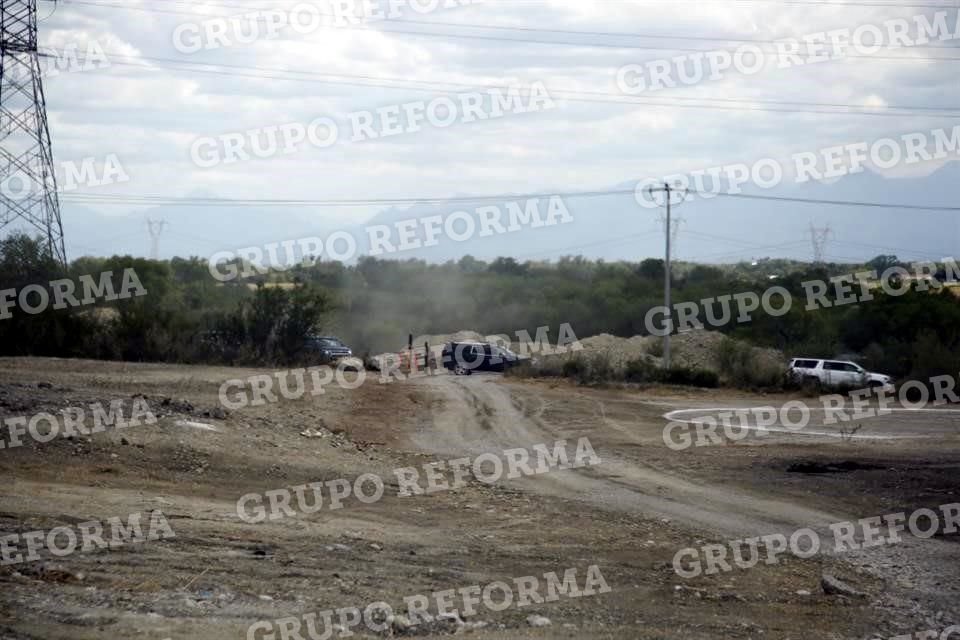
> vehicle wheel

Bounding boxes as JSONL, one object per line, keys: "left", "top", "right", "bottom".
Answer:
{"left": 454, "top": 365, "right": 468, "bottom": 376}
{"left": 803, "top": 376, "right": 822, "bottom": 392}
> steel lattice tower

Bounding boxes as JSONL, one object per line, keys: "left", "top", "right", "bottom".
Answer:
{"left": 0, "top": 0, "right": 64, "bottom": 264}
{"left": 809, "top": 222, "right": 832, "bottom": 264}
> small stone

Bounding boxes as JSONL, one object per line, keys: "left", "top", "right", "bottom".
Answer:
{"left": 389, "top": 614, "right": 411, "bottom": 632}
{"left": 437, "top": 612, "right": 464, "bottom": 627}
{"left": 796, "top": 589, "right": 811, "bottom": 596}
{"left": 526, "top": 614, "right": 551, "bottom": 627}
{"left": 258, "top": 594, "right": 273, "bottom": 601}
{"left": 369, "top": 543, "right": 382, "bottom": 551}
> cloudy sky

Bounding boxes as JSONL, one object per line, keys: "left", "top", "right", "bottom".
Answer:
{"left": 36, "top": 0, "right": 960, "bottom": 261}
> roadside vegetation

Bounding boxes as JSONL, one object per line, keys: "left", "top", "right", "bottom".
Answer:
{"left": 2, "top": 233, "right": 959, "bottom": 387}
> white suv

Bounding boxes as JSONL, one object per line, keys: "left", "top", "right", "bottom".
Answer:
{"left": 787, "top": 358, "right": 895, "bottom": 391}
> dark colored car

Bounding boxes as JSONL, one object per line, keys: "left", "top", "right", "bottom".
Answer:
{"left": 441, "top": 341, "right": 520, "bottom": 375}
{"left": 304, "top": 336, "right": 353, "bottom": 362}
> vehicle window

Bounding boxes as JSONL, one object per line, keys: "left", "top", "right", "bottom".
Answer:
{"left": 823, "top": 362, "right": 844, "bottom": 371}
{"left": 842, "top": 363, "right": 861, "bottom": 372}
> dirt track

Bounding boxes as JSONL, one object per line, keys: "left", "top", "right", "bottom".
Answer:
{"left": 0, "top": 358, "right": 958, "bottom": 639}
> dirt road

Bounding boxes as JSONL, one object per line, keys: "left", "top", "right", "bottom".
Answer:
{"left": 411, "top": 374, "right": 960, "bottom": 620}
{"left": 0, "top": 358, "right": 957, "bottom": 639}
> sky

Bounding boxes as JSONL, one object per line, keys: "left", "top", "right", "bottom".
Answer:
{"left": 29, "top": 0, "right": 960, "bottom": 261}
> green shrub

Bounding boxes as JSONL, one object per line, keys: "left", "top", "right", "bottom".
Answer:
{"left": 660, "top": 366, "right": 719, "bottom": 388}
{"left": 561, "top": 357, "right": 585, "bottom": 379}
{"left": 625, "top": 357, "right": 657, "bottom": 383}
{"left": 717, "top": 337, "right": 786, "bottom": 391}
{"left": 553, "top": 353, "right": 617, "bottom": 384}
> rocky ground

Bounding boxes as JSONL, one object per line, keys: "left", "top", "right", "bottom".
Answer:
{"left": 0, "top": 357, "right": 957, "bottom": 639}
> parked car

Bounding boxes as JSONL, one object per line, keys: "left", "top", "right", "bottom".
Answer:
{"left": 304, "top": 336, "right": 352, "bottom": 362}
{"left": 442, "top": 341, "right": 521, "bottom": 375}
{"left": 787, "top": 358, "right": 894, "bottom": 391}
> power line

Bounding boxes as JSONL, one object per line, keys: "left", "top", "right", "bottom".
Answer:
{"left": 61, "top": 0, "right": 960, "bottom": 61}
{"left": 62, "top": 0, "right": 960, "bottom": 51}
{"left": 830, "top": 238, "right": 950, "bottom": 259}
{"left": 683, "top": 228, "right": 791, "bottom": 248}
{"left": 60, "top": 187, "right": 960, "bottom": 211}
{"left": 65, "top": 0, "right": 960, "bottom": 5}
{"left": 690, "top": 240, "right": 811, "bottom": 261}
{"left": 515, "top": 230, "right": 663, "bottom": 259}
{"left": 56, "top": 50, "right": 960, "bottom": 118}
{"left": 715, "top": 192, "right": 960, "bottom": 210}
{"left": 417, "top": 0, "right": 960, "bottom": 6}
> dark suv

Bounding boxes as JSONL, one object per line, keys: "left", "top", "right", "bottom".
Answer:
{"left": 304, "top": 336, "right": 352, "bottom": 362}
{"left": 442, "top": 341, "right": 520, "bottom": 375}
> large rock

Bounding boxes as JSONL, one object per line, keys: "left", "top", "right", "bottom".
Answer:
{"left": 821, "top": 573, "right": 866, "bottom": 598}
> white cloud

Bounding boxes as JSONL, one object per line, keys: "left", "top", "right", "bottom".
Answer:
{"left": 37, "top": 1, "right": 960, "bottom": 238}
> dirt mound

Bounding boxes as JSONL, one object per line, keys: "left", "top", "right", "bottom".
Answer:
{"left": 539, "top": 329, "right": 783, "bottom": 378}
{"left": 670, "top": 330, "right": 728, "bottom": 371}
{"left": 567, "top": 333, "right": 655, "bottom": 370}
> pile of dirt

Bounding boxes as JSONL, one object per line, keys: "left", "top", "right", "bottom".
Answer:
{"left": 369, "top": 328, "right": 784, "bottom": 380}
{"left": 562, "top": 333, "right": 655, "bottom": 370}
{"left": 539, "top": 329, "right": 784, "bottom": 378}
{"left": 670, "top": 330, "right": 728, "bottom": 371}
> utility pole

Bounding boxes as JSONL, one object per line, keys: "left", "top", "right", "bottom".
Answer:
{"left": 0, "top": 0, "right": 65, "bottom": 264}
{"left": 646, "top": 182, "right": 688, "bottom": 369}
{"left": 659, "top": 212, "right": 684, "bottom": 255}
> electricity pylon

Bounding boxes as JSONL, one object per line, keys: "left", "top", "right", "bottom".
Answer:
{"left": 146, "top": 217, "right": 167, "bottom": 259}
{"left": 809, "top": 222, "right": 832, "bottom": 264}
{"left": 0, "top": 0, "right": 65, "bottom": 264}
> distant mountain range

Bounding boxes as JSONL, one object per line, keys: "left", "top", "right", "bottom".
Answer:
{"left": 58, "top": 162, "right": 960, "bottom": 265}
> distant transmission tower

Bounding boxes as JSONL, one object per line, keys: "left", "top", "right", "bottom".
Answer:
{"left": 809, "top": 223, "right": 832, "bottom": 263}
{"left": 0, "top": 0, "right": 65, "bottom": 264}
{"left": 146, "top": 217, "right": 167, "bottom": 259}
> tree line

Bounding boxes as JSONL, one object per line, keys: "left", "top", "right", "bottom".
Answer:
{"left": 1, "top": 233, "right": 958, "bottom": 381}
